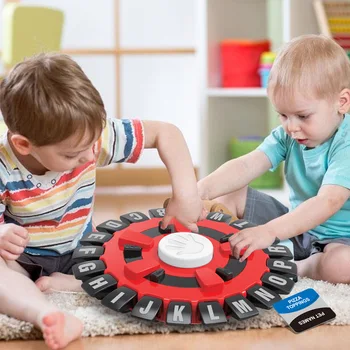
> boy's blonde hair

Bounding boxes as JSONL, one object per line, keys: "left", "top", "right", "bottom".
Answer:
{"left": 268, "top": 34, "right": 350, "bottom": 103}
{"left": 0, "top": 53, "right": 106, "bottom": 146}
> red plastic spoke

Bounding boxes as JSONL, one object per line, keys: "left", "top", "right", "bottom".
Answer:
{"left": 125, "top": 259, "right": 160, "bottom": 280}
{"left": 119, "top": 229, "right": 154, "bottom": 249}
{"left": 196, "top": 267, "right": 224, "bottom": 293}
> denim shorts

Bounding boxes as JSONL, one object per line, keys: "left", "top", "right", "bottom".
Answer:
{"left": 16, "top": 251, "right": 75, "bottom": 281}
{"left": 243, "top": 187, "right": 350, "bottom": 260}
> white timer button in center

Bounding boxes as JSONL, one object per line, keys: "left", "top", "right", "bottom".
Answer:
{"left": 158, "top": 232, "right": 213, "bottom": 268}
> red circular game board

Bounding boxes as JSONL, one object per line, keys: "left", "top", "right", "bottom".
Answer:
{"left": 72, "top": 209, "right": 297, "bottom": 325}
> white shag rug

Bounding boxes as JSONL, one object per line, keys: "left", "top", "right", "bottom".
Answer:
{"left": 1, "top": 278, "right": 349, "bottom": 341}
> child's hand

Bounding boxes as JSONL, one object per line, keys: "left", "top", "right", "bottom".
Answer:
{"left": 161, "top": 195, "right": 203, "bottom": 233}
{"left": 229, "top": 225, "right": 276, "bottom": 262}
{"left": 0, "top": 224, "right": 29, "bottom": 260}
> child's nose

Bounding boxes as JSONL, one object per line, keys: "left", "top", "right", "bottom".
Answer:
{"left": 287, "top": 118, "right": 301, "bottom": 133}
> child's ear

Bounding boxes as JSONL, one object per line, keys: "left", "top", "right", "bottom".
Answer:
{"left": 10, "top": 134, "right": 32, "bottom": 155}
{"left": 338, "top": 88, "right": 350, "bottom": 114}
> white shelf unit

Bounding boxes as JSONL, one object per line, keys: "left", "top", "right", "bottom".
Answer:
{"left": 207, "top": 88, "right": 267, "bottom": 97}
{"left": 197, "top": 0, "right": 320, "bottom": 204}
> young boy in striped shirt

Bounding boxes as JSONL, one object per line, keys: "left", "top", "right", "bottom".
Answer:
{"left": 0, "top": 53, "right": 202, "bottom": 349}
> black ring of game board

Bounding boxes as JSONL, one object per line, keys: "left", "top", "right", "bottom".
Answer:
{"left": 72, "top": 209, "right": 297, "bottom": 325}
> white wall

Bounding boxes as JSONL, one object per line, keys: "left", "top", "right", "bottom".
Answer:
{"left": 0, "top": 0, "right": 4, "bottom": 74}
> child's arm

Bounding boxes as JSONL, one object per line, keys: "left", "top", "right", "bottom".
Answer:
{"left": 143, "top": 121, "right": 202, "bottom": 232}
{"left": 230, "top": 184, "right": 350, "bottom": 261}
{"left": 198, "top": 150, "right": 272, "bottom": 200}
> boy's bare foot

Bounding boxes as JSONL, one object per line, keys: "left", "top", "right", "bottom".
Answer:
{"left": 35, "top": 272, "right": 82, "bottom": 293}
{"left": 294, "top": 260, "right": 304, "bottom": 277}
{"left": 41, "top": 311, "right": 83, "bottom": 350}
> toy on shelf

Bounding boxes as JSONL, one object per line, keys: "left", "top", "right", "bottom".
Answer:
{"left": 230, "top": 137, "right": 283, "bottom": 189}
{"left": 72, "top": 208, "right": 296, "bottom": 325}
{"left": 259, "top": 51, "right": 276, "bottom": 88}
{"left": 220, "top": 39, "right": 270, "bottom": 87}
{"left": 314, "top": 0, "right": 350, "bottom": 50}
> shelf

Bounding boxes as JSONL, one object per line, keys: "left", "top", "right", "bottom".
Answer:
{"left": 207, "top": 88, "right": 268, "bottom": 97}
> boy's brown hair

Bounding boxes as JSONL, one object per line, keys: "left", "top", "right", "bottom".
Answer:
{"left": 268, "top": 34, "right": 350, "bottom": 104}
{"left": 0, "top": 53, "right": 106, "bottom": 146}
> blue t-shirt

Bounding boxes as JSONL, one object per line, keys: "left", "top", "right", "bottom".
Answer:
{"left": 258, "top": 114, "right": 350, "bottom": 240}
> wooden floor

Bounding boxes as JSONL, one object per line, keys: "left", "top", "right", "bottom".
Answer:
{"left": 2, "top": 190, "right": 350, "bottom": 349}
{"left": 2, "top": 326, "right": 350, "bottom": 350}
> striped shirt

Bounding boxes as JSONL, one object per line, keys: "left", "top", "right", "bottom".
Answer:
{"left": 0, "top": 117, "right": 144, "bottom": 256}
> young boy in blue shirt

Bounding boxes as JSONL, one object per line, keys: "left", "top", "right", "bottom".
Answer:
{"left": 198, "top": 34, "right": 350, "bottom": 285}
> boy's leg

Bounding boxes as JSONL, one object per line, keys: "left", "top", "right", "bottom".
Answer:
{"left": 0, "top": 257, "right": 83, "bottom": 349}
{"left": 210, "top": 186, "right": 290, "bottom": 226}
{"left": 18, "top": 252, "right": 83, "bottom": 293}
{"left": 36, "top": 272, "right": 82, "bottom": 293}
{"left": 296, "top": 243, "right": 350, "bottom": 283}
{"left": 213, "top": 186, "right": 249, "bottom": 220}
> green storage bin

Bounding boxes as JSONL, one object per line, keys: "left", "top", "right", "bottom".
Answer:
{"left": 230, "top": 137, "right": 283, "bottom": 189}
